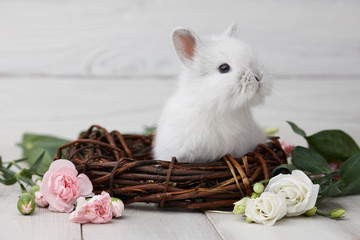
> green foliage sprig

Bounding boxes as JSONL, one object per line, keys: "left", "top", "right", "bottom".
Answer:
{"left": 0, "top": 134, "right": 69, "bottom": 192}
{"left": 274, "top": 121, "right": 360, "bottom": 198}
{"left": 0, "top": 152, "right": 45, "bottom": 192}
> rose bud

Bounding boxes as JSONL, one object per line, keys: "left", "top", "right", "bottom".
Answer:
{"left": 280, "top": 140, "right": 294, "bottom": 157}
{"left": 29, "top": 185, "right": 40, "bottom": 198}
{"left": 251, "top": 192, "right": 260, "bottom": 199}
{"left": 17, "top": 193, "right": 36, "bottom": 215}
{"left": 233, "top": 197, "right": 249, "bottom": 215}
{"left": 28, "top": 184, "right": 49, "bottom": 207}
{"left": 34, "top": 191, "right": 49, "bottom": 208}
{"left": 253, "top": 182, "right": 264, "bottom": 194}
{"left": 304, "top": 207, "right": 317, "bottom": 217}
{"left": 111, "top": 197, "right": 125, "bottom": 218}
{"left": 329, "top": 209, "right": 346, "bottom": 218}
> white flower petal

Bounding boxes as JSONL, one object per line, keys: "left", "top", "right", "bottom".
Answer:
{"left": 245, "top": 192, "right": 287, "bottom": 226}
{"left": 265, "top": 170, "right": 319, "bottom": 217}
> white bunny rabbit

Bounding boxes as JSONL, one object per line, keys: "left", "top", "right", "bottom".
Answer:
{"left": 154, "top": 24, "right": 271, "bottom": 163}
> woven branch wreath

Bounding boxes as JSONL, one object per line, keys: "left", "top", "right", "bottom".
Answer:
{"left": 56, "top": 125, "right": 287, "bottom": 209}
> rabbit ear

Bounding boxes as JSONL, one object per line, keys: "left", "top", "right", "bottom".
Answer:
{"left": 172, "top": 28, "right": 200, "bottom": 66}
{"left": 222, "top": 23, "right": 238, "bottom": 38}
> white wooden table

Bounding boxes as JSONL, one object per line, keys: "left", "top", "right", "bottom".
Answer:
{"left": 1, "top": 1, "right": 360, "bottom": 239}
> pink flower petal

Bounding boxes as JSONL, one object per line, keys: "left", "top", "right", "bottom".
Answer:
{"left": 63, "top": 203, "right": 75, "bottom": 213}
{"left": 69, "top": 197, "right": 89, "bottom": 223}
{"left": 40, "top": 171, "right": 56, "bottom": 205}
{"left": 49, "top": 159, "right": 77, "bottom": 173}
{"left": 41, "top": 172, "right": 76, "bottom": 212}
{"left": 55, "top": 166, "right": 78, "bottom": 178}
{"left": 48, "top": 204, "right": 60, "bottom": 212}
{"left": 22, "top": 201, "right": 34, "bottom": 214}
{"left": 48, "top": 196, "right": 74, "bottom": 213}
{"left": 69, "top": 194, "right": 112, "bottom": 224}
{"left": 112, "top": 200, "right": 124, "bottom": 217}
{"left": 100, "top": 191, "right": 111, "bottom": 205}
{"left": 35, "top": 191, "right": 49, "bottom": 207}
{"left": 77, "top": 174, "right": 93, "bottom": 196}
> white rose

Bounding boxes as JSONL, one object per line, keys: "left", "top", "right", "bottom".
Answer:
{"left": 245, "top": 192, "right": 287, "bottom": 226}
{"left": 265, "top": 170, "right": 319, "bottom": 216}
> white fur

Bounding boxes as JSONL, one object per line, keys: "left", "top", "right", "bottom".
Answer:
{"left": 154, "top": 24, "right": 272, "bottom": 163}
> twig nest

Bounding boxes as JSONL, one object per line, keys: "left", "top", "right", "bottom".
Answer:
{"left": 56, "top": 125, "right": 287, "bottom": 209}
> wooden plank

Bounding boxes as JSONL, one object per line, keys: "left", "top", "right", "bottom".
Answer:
{"left": 317, "top": 195, "right": 360, "bottom": 239}
{"left": 82, "top": 203, "right": 221, "bottom": 240}
{"left": 205, "top": 195, "right": 360, "bottom": 240}
{"left": 0, "top": 184, "right": 81, "bottom": 240}
{"left": 0, "top": 0, "right": 359, "bottom": 77}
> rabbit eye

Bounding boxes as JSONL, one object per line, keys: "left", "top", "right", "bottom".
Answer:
{"left": 219, "top": 63, "right": 231, "bottom": 73}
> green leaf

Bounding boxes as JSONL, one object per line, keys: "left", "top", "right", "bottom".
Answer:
{"left": 13, "top": 158, "right": 28, "bottom": 163}
{"left": 291, "top": 146, "right": 331, "bottom": 174}
{"left": 306, "top": 130, "right": 360, "bottom": 161}
{"left": 319, "top": 179, "right": 343, "bottom": 197}
{"left": 143, "top": 125, "right": 156, "bottom": 136}
{"left": 287, "top": 121, "right": 306, "bottom": 137}
{"left": 0, "top": 166, "right": 16, "bottom": 179}
{"left": 26, "top": 148, "right": 55, "bottom": 175}
{"left": 17, "top": 133, "right": 69, "bottom": 173}
{"left": 29, "top": 151, "right": 45, "bottom": 174}
{"left": 0, "top": 176, "right": 17, "bottom": 185}
{"left": 5, "top": 158, "right": 28, "bottom": 170}
{"left": 18, "top": 133, "right": 69, "bottom": 158}
{"left": 19, "top": 182, "right": 27, "bottom": 193}
{"left": 339, "top": 153, "right": 360, "bottom": 195}
{"left": 271, "top": 164, "right": 298, "bottom": 176}
{"left": 311, "top": 171, "right": 339, "bottom": 185}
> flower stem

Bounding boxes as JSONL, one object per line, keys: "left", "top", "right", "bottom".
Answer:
{"left": 258, "top": 179, "right": 270, "bottom": 185}
{"left": 315, "top": 210, "right": 330, "bottom": 217}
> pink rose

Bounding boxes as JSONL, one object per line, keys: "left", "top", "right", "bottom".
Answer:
{"left": 280, "top": 140, "right": 294, "bottom": 157}
{"left": 69, "top": 191, "right": 113, "bottom": 224}
{"left": 111, "top": 198, "right": 125, "bottom": 217}
{"left": 40, "top": 159, "right": 93, "bottom": 213}
{"left": 34, "top": 191, "right": 49, "bottom": 208}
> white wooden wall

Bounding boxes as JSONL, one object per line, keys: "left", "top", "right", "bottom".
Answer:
{"left": 0, "top": 0, "right": 359, "bottom": 77}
